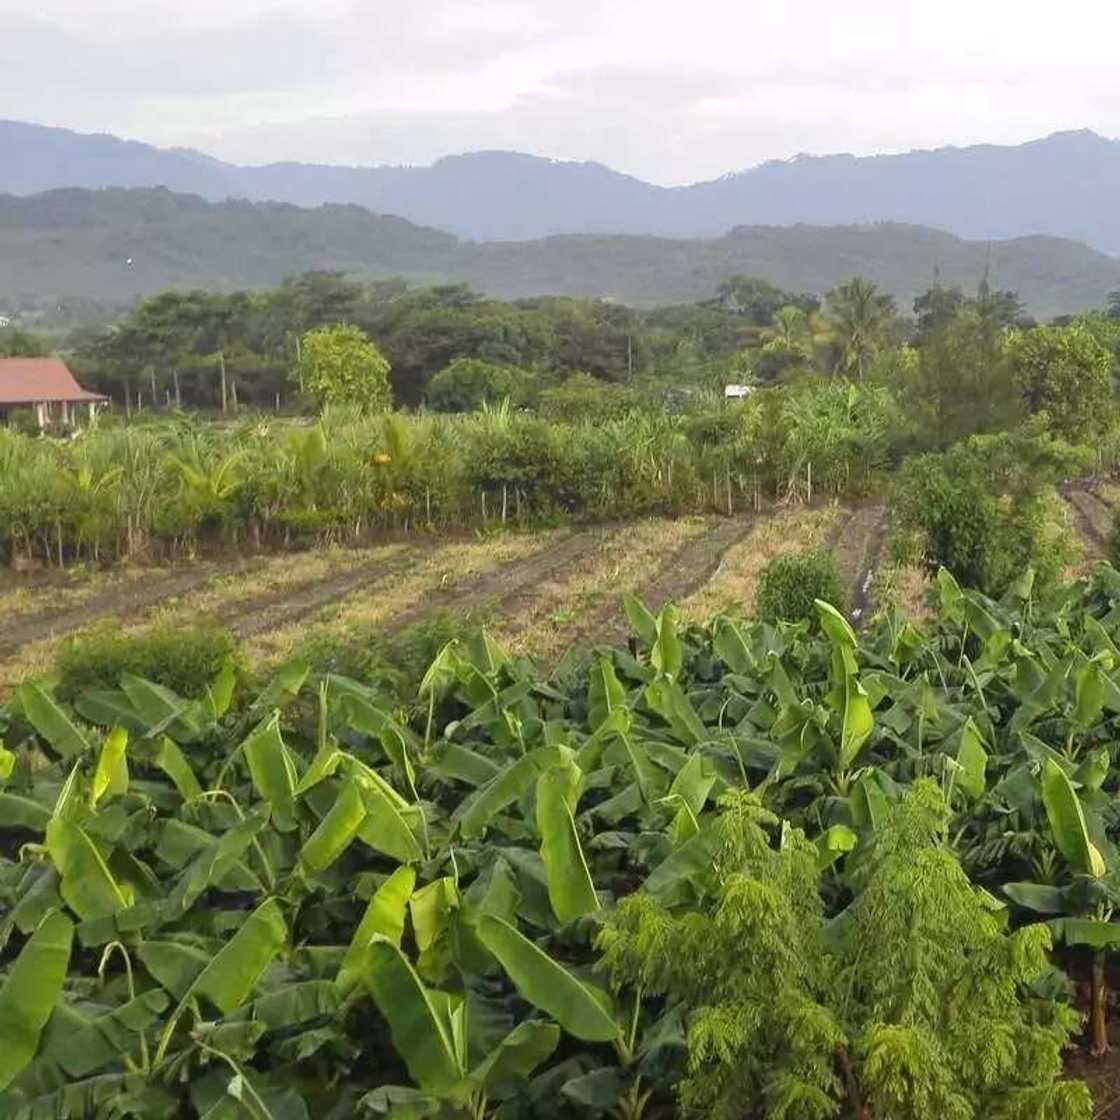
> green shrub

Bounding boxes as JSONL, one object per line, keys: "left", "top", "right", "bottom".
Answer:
{"left": 53, "top": 620, "right": 239, "bottom": 700}
{"left": 754, "top": 549, "right": 847, "bottom": 623}
{"left": 295, "top": 611, "right": 485, "bottom": 699}
{"left": 892, "top": 425, "right": 1082, "bottom": 596}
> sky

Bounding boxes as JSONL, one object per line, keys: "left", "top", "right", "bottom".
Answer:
{"left": 3, "top": 0, "right": 1120, "bottom": 184}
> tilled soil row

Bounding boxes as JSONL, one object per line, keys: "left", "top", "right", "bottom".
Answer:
{"left": 377, "top": 528, "right": 606, "bottom": 638}
{"left": 0, "top": 558, "right": 268, "bottom": 658}
{"left": 557, "top": 514, "right": 758, "bottom": 654}
{"left": 228, "top": 544, "right": 426, "bottom": 640}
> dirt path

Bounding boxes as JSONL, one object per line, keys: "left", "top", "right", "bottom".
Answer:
{"left": 1064, "top": 490, "right": 1111, "bottom": 557}
{"left": 0, "top": 559, "right": 267, "bottom": 658}
{"left": 830, "top": 504, "right": 888, "bottom": 624}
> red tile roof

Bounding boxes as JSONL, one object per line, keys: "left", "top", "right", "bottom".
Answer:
{"left": 0, "top": 358, "right": 107, "bottom": 405}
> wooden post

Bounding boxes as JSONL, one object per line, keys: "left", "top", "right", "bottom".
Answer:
{"left": 219, "top": 351, "right": 228, "bottom": 415}
{"left": 124, "top": 380, "right": 132, "bottom": 419}
{"left": 173, "top": 369, "right": 181, "bottom": 409}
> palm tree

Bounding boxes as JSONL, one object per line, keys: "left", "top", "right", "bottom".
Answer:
{"left": 824, "top": 277, "right": 896, "bottom": 382}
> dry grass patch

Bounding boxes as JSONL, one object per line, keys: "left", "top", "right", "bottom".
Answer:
{"left": 681, "top": 504, "right": 845, "bottom": 623}
{"left": 244, "top": 531, "right": 557, "bottom": 670}
{"left": 497, "top": 518, "right": 712, "bottom": 661}
{"left": 873, "top": 564, "right": 936, "bottom": 626}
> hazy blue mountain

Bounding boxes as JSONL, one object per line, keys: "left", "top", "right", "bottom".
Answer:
{"left": 2, "top": 187, "right": 1117, "bottom": 318}
{"left": 4, "top": 120, "right": 1120, "bottom": 251}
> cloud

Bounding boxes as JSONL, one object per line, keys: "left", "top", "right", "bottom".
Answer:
{"left": 3, "top": 0, "right": 1119, "bottom": 184}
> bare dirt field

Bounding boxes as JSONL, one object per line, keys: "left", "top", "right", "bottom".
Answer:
{"left": 0, "top": 500, "right": 890, "bottom": 692}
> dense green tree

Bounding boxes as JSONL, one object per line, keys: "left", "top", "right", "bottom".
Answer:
{"left": 824, "top": 277, "right": 896, "bottom": 381}
{"left": 425, "top": 357, "right": 532, "bottom": 412}
{"left": 1006, "top": 323, "right": 1115, "bottom": 442}
{"left": 913, "top": 283, "right": 966, "bottom": 337}
{"left": 890, "top": 307, "right": 1021, "bottom": 449}
{"left": 599, "top": 783, "right": 1089, "bottom": 1120}
{"left": 0, "top": 327, "right": 48, "bottom": 357}
{"left": 295, "top": 323, "right": 392, "bottom": 411}
{"left": 715, "top": 277, "right": 818, "bottom": 324}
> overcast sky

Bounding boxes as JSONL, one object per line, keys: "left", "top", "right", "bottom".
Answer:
{"left": 4, "top": 0, "right": 1119, "bottom": 184}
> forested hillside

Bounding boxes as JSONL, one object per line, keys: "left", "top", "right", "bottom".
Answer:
{"left": 3, "top": 187, "right": 1119, "bottom": 317}
{"left": 5, "top": 119, "right": 1120, "bottom": 250}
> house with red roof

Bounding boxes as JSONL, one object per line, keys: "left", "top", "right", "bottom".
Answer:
{"left": 0, "top": 357, "right": 107, "bottom": 428}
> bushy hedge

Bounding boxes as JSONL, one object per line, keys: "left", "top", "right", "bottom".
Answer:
{"left": 754, "top": 549, "right": 847, "bottom": 623}
{"left": 52, "top": 620, "right": 239, "bottom": 700}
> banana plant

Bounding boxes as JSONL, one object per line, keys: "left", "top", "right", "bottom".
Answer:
{"left": 1004, "top": 760, "right": 1120, "bottom": 1055}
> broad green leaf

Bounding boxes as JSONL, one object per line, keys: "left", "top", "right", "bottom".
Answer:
{"left": 300, "top": 778, "right": 366, "bottom": 873}
{"left": 466, "top": 1021, "right": 560, "bottom": 1091}
{"left": 0, "top": 791, "right": 52, "bottom": 830}
{"left": 1003, "top": 883, "right": 1067, "bottom": 914}
{"left": 243, "top": 716, "right": 298, "bottom": 831}
{"left": 90, "top": 727, "right": 129, "bottom": 809}
{"left": 355, "top": 773, "right": 424, "bottom": 863}
{"left": 588, "top": 658, "right": 627, "bottom": 731}
{"left": 645, "top": 824, "right": 720, "bottom": 905}
{"left": 362, "top": 940, "right": 462, "bottom": 1092}
{"left": 955, "top": 718, "right": 988, "bottom": 800}
{"left": 850, "top": 771, "right": 888, "bottom": 831}
{"left": 815, "top": 824, "right": 857, "bottom": 870}
{"left": 1041, "top": 758, "right": 1105, "bottom": 877}
{"left": 666, "top": 752, "right": 715, "bottom": 818}
{"left": 338, "top": 866, "right": 417, "bottom": 990}
{"left": 252, "top": 660, "right": 310, "bottom": 713}
{"left": 475, "top": 915, "right": 618, "bottom": 1042}
{"left": 46, "top": 817, "right": 130, "bottom": 920}
{"left": 839, "top": 675, "right": 873, "bottom": 771}
{"left": 17, "top": 682, "right": 89, "bottom": 758}
{"left": 643, "top": 678, "right": 706, "bottom": 746}
{"left": 712, "top": 617, "right": 751, "bottom": 674}
{"left": 430, "top": 744, "right": 500, "bottom": 787}
{"left": 622, "top": 593, "right": 658, "bottom": 648}
{"left": 651, "top": 605, "right": 683, "bottom": 680}
{"left": 343, "top": 694, "right": 417, "bottom": 789}
{"left": 536, "top": 764, "right": 599, "bottom": 924}
{"left": 936, "top": 567, "right": 965, "bottom": 622}
{"left": 452, "top": 751, "right": 551, "bottom": 840}
{"left": 154, "top": 736, "right": 203, "bottom": 800}
{"left": 44, "top": 990, "right": 169, "bottom": 1078}
{"left": 1074, "top": 662, "right": 1106, "bottom": 729}
{"left": 73, "top": 690, "right": 145, "bottom": 732}
{"left": 188, "top": 898, "right": 287, "bottom": 1015}
{"left": 1049, "top": 917, "right": 1120, "bottom": 948}
{"left": 1076, "top": 747, "right": 1111, "bottom": 793}
{"left": 815, "top": 599, "right": 858, "bottom": 650}
{"left": 0, "top": 911, "right": 74, "bottom": 1090}
{"left": 119, "top": 673, "right": 200, "bottom": 740}
{"left": 207, "top": 659, "right": 237, "bottom": 721}
{"left": 0, "top": 743, "right": 13, "bottom": 781}
{"left": 138, "top": 940, "right": 212, "bottom": 998}
{"left": 410, "top": 878, "right": 458, "bottom": 954}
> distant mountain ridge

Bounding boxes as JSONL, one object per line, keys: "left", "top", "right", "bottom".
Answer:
{"left": 2, "top": 186, "right": 1117, "bottom": 318}
{"left": 4, "top": 120, "right": 1120, "bottom": 251}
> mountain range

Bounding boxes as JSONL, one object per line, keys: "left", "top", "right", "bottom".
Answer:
{"left": 5, "top": 120, "right": 1120, "bottom": 252}
{"left": 3, "top": 187, "right": 1118, "bottom": 318}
